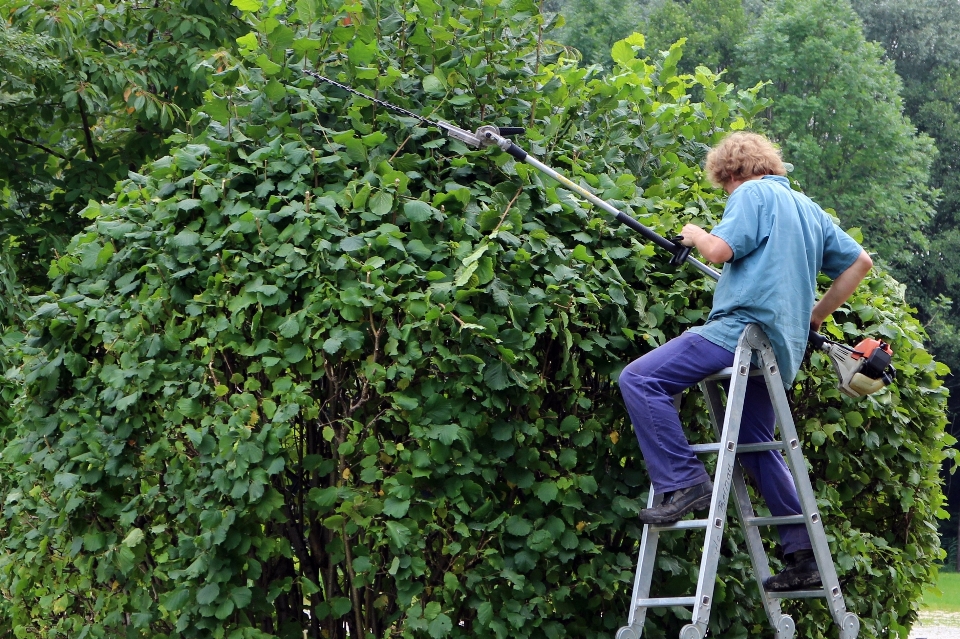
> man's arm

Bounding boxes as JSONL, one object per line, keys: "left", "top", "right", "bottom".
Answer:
{"left": 810, "top": 250, "right": 873, "bottom": 330}
{"left": 679, "top": 223, "right": 733, "bottom": 264}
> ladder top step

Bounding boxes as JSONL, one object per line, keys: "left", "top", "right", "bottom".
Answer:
{"left": 635, "top": 596, "right": 697, "bottom": 608}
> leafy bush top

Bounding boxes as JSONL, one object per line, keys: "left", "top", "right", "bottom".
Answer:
{"left": 0, "top": 1, "right": 951, "bottom": 639}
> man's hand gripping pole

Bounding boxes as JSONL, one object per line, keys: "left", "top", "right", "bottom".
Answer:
{"left": 471, "top": 126, "right": 704, "bottom": 276}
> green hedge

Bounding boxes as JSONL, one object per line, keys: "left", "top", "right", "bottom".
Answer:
{"left": 0, "top": 1, "right": 951, "bottom": 638}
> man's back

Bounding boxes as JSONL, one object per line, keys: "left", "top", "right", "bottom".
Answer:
{"left": 690, "top": 175, "right": 862, "bottom": 382}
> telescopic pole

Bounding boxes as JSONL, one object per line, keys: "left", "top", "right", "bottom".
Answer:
{"left": 303, "top": 70, "right": 718, "bottom": 280}
{"left": 513, "top": 145, "right": 720, "bottom": 281}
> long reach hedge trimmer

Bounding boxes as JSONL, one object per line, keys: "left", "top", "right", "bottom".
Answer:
{"left": 304, "top": 70, "right": 895, "bottom": 397}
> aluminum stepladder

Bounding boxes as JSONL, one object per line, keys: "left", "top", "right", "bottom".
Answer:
{"left": 616, "top": 325, "right": 860, "bottom": 639}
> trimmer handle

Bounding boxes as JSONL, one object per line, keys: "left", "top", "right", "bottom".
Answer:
{"left": 807, "top": 330, "right": 828, "bottom": 350}
{"left": 497, "top": 127, "right": 525, "bottom": 136}
{"left": 669, "top": 236, "right": 692, "bottom": 266}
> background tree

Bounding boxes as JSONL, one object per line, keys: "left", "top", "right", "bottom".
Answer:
{"left": 911, "top": 65, "right": 960, "bottom": 377}
{"left": 0, "top": 20, "right": 54, "bottom": 324}
{"left": 0, "top": 0, "right": 246, "bottom": 292}
{"left": 548, "top": 0, "right": 643, "bottom": 66}
{"left": 642, "top": 0, "right": 747, "bottom": 75}
{"left": 545, "top": 0, "right": 747, "bottom": 75}
{"left": 850, "top": 0, "right": 960, "bottom": 99}
{"left": 849, "top": 0, "right": 960, "bottom": 386}
{"left": 737, "top": 0, "right": 937, "bottom": 273}
{"left": 851, "top": 0, "right": 960, "bottom": 565}
{"left": 0, "top": 20, "right": 61, "bottom": 107}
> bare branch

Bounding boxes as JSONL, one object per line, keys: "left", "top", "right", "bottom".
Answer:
{"left": 13, "top": 135, "right": 70, "bottom": 161}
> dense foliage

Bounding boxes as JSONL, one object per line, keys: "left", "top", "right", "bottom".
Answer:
{"left": 0, "top": 1, "right": 952, "bottom": 639}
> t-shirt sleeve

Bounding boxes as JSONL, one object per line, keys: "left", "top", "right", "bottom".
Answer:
{"left": 821, "top": 221, "right": 864, "bottom": 279}
{"left": 709, "top": 186, "right": 766, "bottom": 261}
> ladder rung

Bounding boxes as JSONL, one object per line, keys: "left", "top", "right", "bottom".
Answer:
{"left": 739, "top": 441, "right": 785, "bottom": 453}
{"left": 690, "top": 441, "right": 784, "bottom": 454}
{"left": 636, "top": 596, "right": 697, "bottom": 607}
{"left": 766, "top": 588, "right": 826, "bottom": 599}
{"left": 746, "top": 515, "right": 806, "bottom": 526}
{"left": 703, "top": 366, "right": 764, "bottom": 381}
{"left": 690, "top": 443, "right": 722, "bottom": 453}
{"left": 650, "top": 518, "right": 710, "bottom": 531}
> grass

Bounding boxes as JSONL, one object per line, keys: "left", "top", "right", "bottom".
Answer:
{"left": 922, "top": 572, "right": 960, "bottom": 613}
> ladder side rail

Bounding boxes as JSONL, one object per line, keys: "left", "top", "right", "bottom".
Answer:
{"left": 621, "top": 490, "right": 666, "bottom": 638}
{"left": 730, "top": 465, "right": 797, "bottom": 639}
{"left": 700, "top": 377, "right": 793, "bottom": 638}
{"left": 686, "top": 343, "right": 753, "bottom": 637}
{"left": 744, "top": 326, "right": 860, "bottom": 639}
{"left": 619, "top": 399, "right": 686, "bottom": 638}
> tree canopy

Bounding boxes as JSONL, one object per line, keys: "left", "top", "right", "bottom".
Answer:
{"left": 851, "top": 0, "right": 960, "bottom": 97}
{"left": 0, "top": 0, "right": 246, "bottom": 290}
{"left": 737, "top": 0, "right": 937, "bottom": 270}
{"left": 642, "top": 0, "right": 747, "bottom": 76}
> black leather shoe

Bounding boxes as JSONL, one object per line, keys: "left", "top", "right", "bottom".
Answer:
{"left": 764, "top": 549, "right": 822, "bottom": 592}
{"left": 639, "top": 480, "right": 714, "bottom": 525}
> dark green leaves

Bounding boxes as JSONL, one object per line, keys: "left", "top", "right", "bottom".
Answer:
{"left": 322, "top": 326, "right": 365, "bottom": 354}
{"left": 404, "top": 200, "right": 435, "bottom": 222}
{"left": 482, "top": 360, "right": 511, "bottom": 390}
{"left": 385, "top": 521, "right": 412, "bottom": 548}
{"left": 196, "top": 583, "right": 220, "bottom": 606}
{"left": 383, "top": 497, "right": 411, "bottom": 518}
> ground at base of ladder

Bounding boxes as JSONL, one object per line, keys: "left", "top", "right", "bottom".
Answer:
{"left": 909, "top": 611, "right": 960, "bottom": 639}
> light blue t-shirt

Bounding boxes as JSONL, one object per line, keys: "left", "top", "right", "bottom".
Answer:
{"left": 689, "top": 175, "right": 863, "bottom": 384}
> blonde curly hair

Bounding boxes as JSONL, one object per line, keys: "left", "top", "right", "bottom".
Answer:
{"left": 705, "top": 132, "right": 787, "bottom": 188}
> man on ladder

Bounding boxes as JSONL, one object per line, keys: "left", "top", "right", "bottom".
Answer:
{"left": 618, "top": 132, "right": 873, "bottom": 591}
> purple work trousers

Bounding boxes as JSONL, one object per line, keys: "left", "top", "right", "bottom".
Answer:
{"left": 619, "top": 331, "right": 811, "bottom": 555}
